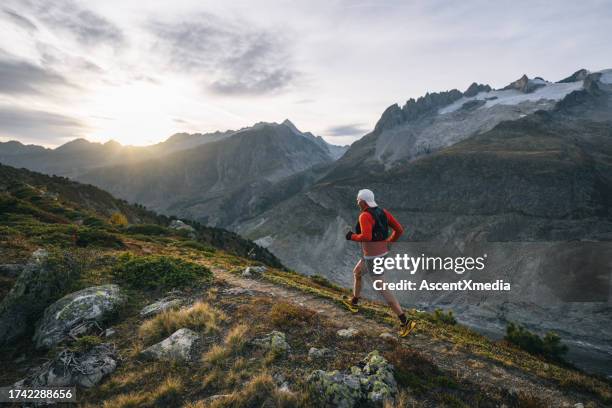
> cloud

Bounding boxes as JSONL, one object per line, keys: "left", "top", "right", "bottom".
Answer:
{"left": 21, "top": 0, "right": 123, "bottom": 46}
{"left": 0, "top": 53, "right": 72, "bottom": 95}
{"left": 326, "top": 123, "right": 369, "bottom": 137}
{"left": 3, "top": 8, "right": 37, "bottom": 31}
{"left": 0, "top": 105, "right": 88, "bottom": 144}
{"left": 149, "top": 14, "right": 296, "bottom": 95}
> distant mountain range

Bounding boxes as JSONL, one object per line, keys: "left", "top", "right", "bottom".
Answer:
{"left": 0, "top": 120, "right": 347, "bottom": 179}
{"left": 1, "top": 69, "right": 611, "bottom": 374}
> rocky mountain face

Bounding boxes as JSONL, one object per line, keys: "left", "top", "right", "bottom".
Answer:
{"left": 77, "top": 120, "right": 345, "bottom": 226}
{"left": 235, "top": 70, "right": 612, "bottom": 375}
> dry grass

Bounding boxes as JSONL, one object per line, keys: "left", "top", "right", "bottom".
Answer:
{"left": 205, "top": 373, "right": 301, "bottom": 408}
{"left": 139, "top": 301, "right": 226, "bottom": 344}
{"left": 203, "top": 324, "right": 249, "bottom": 365}
{"left": 99, "top": 376, "right": 183, "bottom": 408}
{"left": 269, "top": 301, "right": 315, "bottom": 329}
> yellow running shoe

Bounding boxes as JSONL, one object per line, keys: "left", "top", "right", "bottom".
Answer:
{"left": 341, "top": 296, "right": 359, "bottom": 313}
{"left": 399, "top": 320, "right": 417, "bottom": 337}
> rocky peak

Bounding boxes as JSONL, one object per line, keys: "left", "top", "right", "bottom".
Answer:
{"left": 374, "top": 89, "right": 463, "bottom": 132}
{"left": 558, "top": 69, "right": 589, "bottom": 83}
{"left": 464, "top": 82, "right": 492, "bottom": 97}
{"left": 502, "top": 74, "right": 546, "bottom": 93}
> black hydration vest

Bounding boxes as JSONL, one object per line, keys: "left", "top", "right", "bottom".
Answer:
{"left": 355, "top": 207, "right": 389, "bottom": 241}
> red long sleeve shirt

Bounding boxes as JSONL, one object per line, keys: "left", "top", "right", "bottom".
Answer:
{"left": 350, "top": 208, "right": 404, "bottom": 257}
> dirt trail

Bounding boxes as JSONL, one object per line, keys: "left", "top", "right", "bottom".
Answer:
{"left": 213, "top": 267, "right": 591, "bottom": 407}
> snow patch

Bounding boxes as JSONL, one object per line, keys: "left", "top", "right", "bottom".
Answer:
{"left": 439, "top": 81, "right": 584, "bottom": 115}
{"left": 599, "top": 69, "right": 612, "bottom": 84}
{"left": 254, "top": 235, "right": 274, "bottom": 247}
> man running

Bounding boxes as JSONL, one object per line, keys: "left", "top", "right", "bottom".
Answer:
{"left": 342, "top": 188, "right": 416, "bottom": 337}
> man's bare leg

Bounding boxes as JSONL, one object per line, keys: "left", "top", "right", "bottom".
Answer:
{"left": 353, "top": 258, "right": 363, "bottom": 300}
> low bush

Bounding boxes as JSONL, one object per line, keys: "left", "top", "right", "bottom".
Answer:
{"left": 111, "top": 254, "right": 211, "bottom": 290}
{"left": 430, "top": 309, "right": 457, "bottom": 325}
{"left": 177, "top": 240, "right": 216, "bottom": 253}
{"left": 71, "top": 335, "right": 103, "bottom": 353}
{"left": 76, "top": 228, "right": 125, "bottom": 248}
{"left": 125, "top": 224, "right": 170, "bottom": 236}
{"left": 310, "top": 274, "right": 342, "bottom": 291}
{"left": 505, "top": 322, "right": 568, "bottom": 362}
{"left": 384, "top": 346, "right": 442, "bottom": 394}
{"left": 269, "top": 301, "right": 315, "bottom": 328}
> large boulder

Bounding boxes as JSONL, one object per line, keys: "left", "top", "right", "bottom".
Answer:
{"left": 33, "top": 285, "right": 125, "bottom": 349}
{"left": 140, "top": 328, "right": 201, "bottom": 361}
{"left": 0, "top": 250, "right": 80, "bottom": 346}
{"left": 16, "top": 344, "right": 117, "bottom": 388}
{"left": 308, "top": 350, "right": 397, "bottom": 407}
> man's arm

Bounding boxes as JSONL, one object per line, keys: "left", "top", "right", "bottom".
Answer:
{"left": 350, "top": 212, "right": 374, "bottom": 241}
{"left": 384, "top": 209, "right": 404, "bottom": 242}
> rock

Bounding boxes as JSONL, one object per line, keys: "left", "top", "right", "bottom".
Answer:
{"left": 574, "top": 404, "right": 584, "bottom": 408}
{"left": 19, "top": 344, "right": 117, "bottom": 388}
{"left": 360, "top": 350, "right": 397, "bottom": 403}
{"left": 104, "top": 328, "right": 116, "bottom": 337}
{"left": 0, "top": 263, "right": 24, "bottom": 278}
{"left": 308, "top": 350, "right": 397, "bottom": 407}
{"left": 252, "top": 331, "right": 290, "bottom": 354}
{"left": 337, "top": 327, "right": 359, "bottom": 338}
{"left": 242, "top": 265, "right": 267, "bottom": 277}
{"left": 169, "top": 220, "right": 196, "bottom": 238}
{"left": 379, "top": 332, "right": 397, "bottom": 341}
{"left": 33, "top": 284, "right": 125, "bottom": 349}
{"left": 203, "top": 394, "right": 230, "bottom": 403}
{"left": 140, "top": 328, "right": 201, "bottom": 361}
{"left": 32, "top": 248, "right": 48, "bottom": 262}
{"left": 0, "top": 250, "right": 80, "bottom": 346}
{"left": 169, "top": 219, "right": 195, "bottom": 232}
{"left": 308, "top": 347, "right": 332, "bottom": 360}
{"left": 140, "top": 297, "right": 183, "bottom": 318}
{"left": 307, "top": 370, "right": 363, "bottom": 408}
{"left": 224, "top": 287, "right": 255, "bottom": 296}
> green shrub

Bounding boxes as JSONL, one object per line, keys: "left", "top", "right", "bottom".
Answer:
{"left": 505, "top": 322, "right": 568, "bottom": 362}
{"left": 177, "top": 240, "right": 216, "bottom": 253}
{"left": 430, "top": 309, "right": 457, "bottom": 325}
{"left": 309, "top": 274, "right": 342, "bottom": 291}
{"left": 76, "top": 228, "right": 124, "bottom": 248}
{"left": 111, "top": 254, "right": 212, "bottom": 290}
{"left": 125, "top": 224, "right": 170, "bottom": 236}
{"left": 71, "top": 335, "right": 103, "bottom": 352}
{"left": 82, "top": 216, "right": 106, "bottom": 227}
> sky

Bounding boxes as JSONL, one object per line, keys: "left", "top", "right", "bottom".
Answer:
{"left": 0, "top": 0, "right": 611, "bottom": 147}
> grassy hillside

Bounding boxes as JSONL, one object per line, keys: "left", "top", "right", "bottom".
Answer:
{"left": 0, "top": 164, "right": 610, "bottom": 407}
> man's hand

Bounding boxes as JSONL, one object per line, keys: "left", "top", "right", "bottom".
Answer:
{"left": 345, "top": 230, "right": 354, "bottom": 240}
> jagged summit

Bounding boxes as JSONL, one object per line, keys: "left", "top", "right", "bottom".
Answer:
{"left": 464, "top": 82, "right": 492, "bottom": 97}
{"left": 502, "top": 74, "right": 548, "bottom": 93}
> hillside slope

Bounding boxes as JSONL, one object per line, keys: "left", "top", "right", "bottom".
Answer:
{"left": 0, "top": 165, "right": 610, "bottom": 407}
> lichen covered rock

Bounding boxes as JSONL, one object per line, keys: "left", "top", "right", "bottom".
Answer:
{"left": 16, "top": 344, "right": 117, "bottom": 388}
{"left": 140, "top": 328, "right": 201, "bottom": 361}
{"left": 308, "top": 350, "right": 397, "bottom": 407}
{"left": 33, "top": 284, "right": 125, "bottom": 349}
{"left": 252, "top": 330, "right": 290, "bottom": 354}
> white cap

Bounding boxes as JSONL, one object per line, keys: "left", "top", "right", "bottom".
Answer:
{"left": 357, "top": 189, "right": 378, "bottom": 207}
